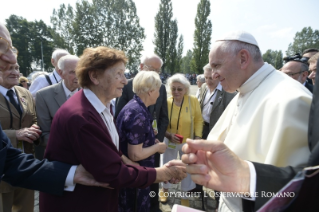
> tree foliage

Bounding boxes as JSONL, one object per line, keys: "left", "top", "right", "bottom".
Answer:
{"left": 286, "top": 27, "right": 319, "bottom": 56}
{"left": 262, "top": 49, "right": 283, "bottom": 69}
{"left": 175, "top": 35, "right": 184, "bottom": 73}
{"left": 5, "top": 15, "right": 55, "bottom": 76}
{"left": 181, "top": 50, "right": 193, "bottom": 73}
{"left": 50, "top": 0, "right": 145, "bottom": 72}
{"left": 153, "top": 0, "right": 173, "bottom": 73}
{"left": 166, "top": 20, "right": 178, "bottom": 74}
{"left": 191, "top": 0, "right": 212, "bottom": 74}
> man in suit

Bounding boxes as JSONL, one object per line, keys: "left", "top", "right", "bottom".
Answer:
{"left": 35, "top": 55, "right": 80, "bottom": 160}
{"left": 199, "top": 63, "right": 236, "bottom": 139}
{"left": 181, "top": 59, "right": 319, "bottom": 211}
{"left": 308, "top": 52, "right": 319, "bottom": 85}
{"left": 29, "top": 48, "right": 70, "bottom": 99}
{"left": 115, "top": 54, "right": 169, "bottom": 211}
{"left": 0, "top": 62, "right": 41, "bottom": 212}
{"left": 0, "top": 21, "right": 113, "bottom": 203}
{"left": 281, "top": 60, "right": 313, "bottom": 93}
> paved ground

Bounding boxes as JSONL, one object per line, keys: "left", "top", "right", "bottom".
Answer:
{"left": 34, "top": 85, "right": 203, "bottom": 211}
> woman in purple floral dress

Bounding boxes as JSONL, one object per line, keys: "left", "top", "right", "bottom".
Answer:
{"left": 116, "top": 71, "right": 167, "bottom": 212}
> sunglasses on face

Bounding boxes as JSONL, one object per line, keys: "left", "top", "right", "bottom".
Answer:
{"left": 171, "top": 87, "right": 183, "bottom": 92}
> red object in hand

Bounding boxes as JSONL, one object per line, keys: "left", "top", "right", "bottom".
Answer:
{"left": 175, "top": 134, "right": 184, "bottom": 143}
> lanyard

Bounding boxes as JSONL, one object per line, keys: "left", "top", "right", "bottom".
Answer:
{"left": 202, "top": 88, "right": 217, "bottom": 108}
{"left": 53, "top": 72, "right": 59, "bottom": 83}
{"left": 169, "top": 97, "right": 184, "bottom": 131}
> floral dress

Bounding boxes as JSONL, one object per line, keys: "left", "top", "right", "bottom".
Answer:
{"left": 116, "top": 95, "right": 155, "bottom": 212}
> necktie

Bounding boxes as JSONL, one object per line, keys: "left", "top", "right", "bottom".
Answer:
{"left": 7, "top": 90, "right": 22, "bottom": 116}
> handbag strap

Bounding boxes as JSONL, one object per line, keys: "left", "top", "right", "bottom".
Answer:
{"left": 188, "top": 96, "right": 194, "bottom": 139}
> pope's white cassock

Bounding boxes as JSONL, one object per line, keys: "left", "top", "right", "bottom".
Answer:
{"left": 207, "top": 63, "right": 312, "bottom": 212}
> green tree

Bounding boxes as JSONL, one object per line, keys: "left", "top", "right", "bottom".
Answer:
{"left": 191, "top": 0, "right": 212, "bottom": 74}
{"left": 286, "top": 27, "right": 319, "bottom": 56}
{"left": 175, "top": 35, "right": 184, "bottom": 73}
{"left": 166, "top": 20, "right": 178, "bottom": 74}
{"left": 6, "top": 15, "right": 55, "bottom": 75}
{"left": 50, "top": 3, "right": 75, "bottom": 53}
{"left": 262, "top": 49, "right": 283, "bottom": 69}
{"left": 153, "top": 0, "right": 173, "bottom": 73}
{"left": 181, "top": 50, "right": 193, "bottom": 74}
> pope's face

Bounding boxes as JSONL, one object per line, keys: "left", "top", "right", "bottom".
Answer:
{"left": 209, "top": 44, "right": 244, "bottom": 93}
{"left": 0, "top": 24, "right": 17, "bottom": 83}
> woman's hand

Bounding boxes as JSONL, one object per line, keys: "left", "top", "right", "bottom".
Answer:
{"left": 156, "top": 142, "right": 167, "bottom": 154}
{"left": 153, "top": 129, "right": 158, "bottom": 135}
{"left": 170, "top": 133, "right": 181, "bottom": 144}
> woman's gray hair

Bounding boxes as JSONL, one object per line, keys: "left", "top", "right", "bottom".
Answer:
{"left": 166, "top": 73, "right": 190, "bottom": 95}
{"left": 216, "top": 40, "right": 262, "bottom": 62}
{"left": 133, "top": 71, "right": 162, "bottom": 96}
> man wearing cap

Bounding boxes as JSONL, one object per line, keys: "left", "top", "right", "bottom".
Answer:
{"left": 203, "top": 31, "right": 311, "bottom": 211}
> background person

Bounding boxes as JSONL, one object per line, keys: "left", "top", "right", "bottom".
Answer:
{"left": 195, "top": 74, "right": 205, "bottom": 100}
{"left": 116, "top": 71, "right": 167, "bottom": 212}
{"left": 0, "top": 62, "right": 41, "bottom": 212}
{"left": 18, "top": 76, "right": 29, "bottom": 89}
{"left": 308, "top": 52, "right": 319, "bottom": 85}
{"left": 160, "top": 73, "right": 203, "bottom": 207}
{"left": 40, "top": 46, "right": 186, "bottom": 212}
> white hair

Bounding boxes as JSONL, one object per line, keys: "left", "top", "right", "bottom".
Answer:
{"left": 166, "top": 73, "right": 190, "bottom": 95}
{"left": 203, "top": 63, "right": 212, "bottom": 72}
{"left": 51, "top": 48, "right": 70, "bottom": 61}
{"left": 197, "top": 74, "right": 205, "bottom": 83}
{"left": 140, "top": 53, "right": 163, "bottom": 66}
{"left": 57, "top": 55, "right": 79, "bottom": 71}
{"left": 133, "top": 71, "right": 162, "bottom": 96}
{"left": 215, "top": 40, "right": 262, "bottom": 62}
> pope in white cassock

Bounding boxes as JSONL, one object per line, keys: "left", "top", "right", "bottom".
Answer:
{"left": 207, "top": 31, "right": 312, "bottom": 212}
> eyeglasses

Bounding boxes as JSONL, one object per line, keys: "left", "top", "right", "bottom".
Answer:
{"left": 171, "top": 87, "right": 183, "bottom": 92}
{"left": 143, "top": 64, "right": 161, "bottom": 73}
{"left": 0, "top": 37, "right": 18, "bottom": 55}
{"left": 285, "top": 71, "right": 304, "bottom": 77}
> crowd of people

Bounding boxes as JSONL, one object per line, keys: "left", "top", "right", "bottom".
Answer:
{"left": 1, "top": 19, "right": 319, "bottom": 212}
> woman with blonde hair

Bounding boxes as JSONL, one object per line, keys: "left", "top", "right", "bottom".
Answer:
{"left": 160, "top": 73, "right": 203, "bottom": 207}
{"left": 19, "top": 76, "right": 29, "bottom": 89}
{"left": 116, "top": 70, "right": 167, "bottom": 212}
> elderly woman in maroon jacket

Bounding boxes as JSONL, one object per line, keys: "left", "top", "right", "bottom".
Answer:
{"left": 39, "top": 46, "right": 186, "bottom": 212}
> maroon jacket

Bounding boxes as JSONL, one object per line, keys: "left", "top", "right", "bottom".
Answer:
{"left": 40, "top": 90, "right": 156, "bottom": 212}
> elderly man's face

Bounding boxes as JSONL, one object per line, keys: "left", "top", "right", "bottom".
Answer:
{"left": 0, "top": 63, "right": 20, "bottom": 89}
{"left": 309, "top": 62, "right": 317, "bottom": 85}
{"left": 140, "top": 57, "right": 162, "bottom": 74}
{"left": 281, "top": 61, "right": 307, "bottom": 83}
{"left": 61, "top": 59, "right": 79, "bottom": 92}
{"left": 196, "top": 78, "right": 203, "bottom": 88}
{"left": 0, "top": 24, "right": 17, "bottom": 83}
{"left": 209, "top": 45, "right": 243, "bottom": 93}
{"left": 204, "top": 70, "right": 219, "bottom": 89}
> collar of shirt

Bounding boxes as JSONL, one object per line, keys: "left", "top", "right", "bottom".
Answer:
{"left": 238, "top": 62, "right": 274, "bottom": 95}
{"left": 62, "top": 80, "right": 78, "bottom": 98}
{"left": 83, "top": 88, "right": 111, "bottom": 113}
{"left": 303, "top": 81, "right": 306, "bottom": 86}
{"left": 0, "top": 85, "right": 17, "bottom": 102}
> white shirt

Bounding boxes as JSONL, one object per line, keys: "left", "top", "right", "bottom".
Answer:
{"left": 83, "top": 88, "right": 119, "bottom": 150}
{"left": 29, "top": 69, "right": 61, "bottom": 99}
{"left": 62, "top": 81, "right": 78, "bottom": 99}
{"left": 202, "top": 83, "right": 222, "bottom": 123}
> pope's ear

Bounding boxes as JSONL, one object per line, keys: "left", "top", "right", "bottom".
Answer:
{"left": 239, "top": 49, "right": 250, "bottom": 69}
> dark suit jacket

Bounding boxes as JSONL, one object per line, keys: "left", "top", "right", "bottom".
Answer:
{"left": 0, "top": 124, "right": 71, "bottom": 195}
{"left": 115, "top": 78, "right": 169, "bottom": 142}
{"left": 305, "top": 80, "right": 313, "bottom": 93}
{"left": 251, "top": 60, "right": 319, "bottom": 211}
{"left": 40, "top": 90, "right": 156, "bottom": 212}
{"left": 199, "top": 83, "right": 237, "bottom": 131}
{"left": 36, "top": 82, "right": 67, "bottom": 147}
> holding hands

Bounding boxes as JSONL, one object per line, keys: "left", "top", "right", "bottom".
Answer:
{"left": 181, "top": 139, "right": 250, "bottom": 193}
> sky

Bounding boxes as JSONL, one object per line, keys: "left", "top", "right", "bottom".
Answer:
{"left": 1, "top": 0, "right": 319, "bottom": 57}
